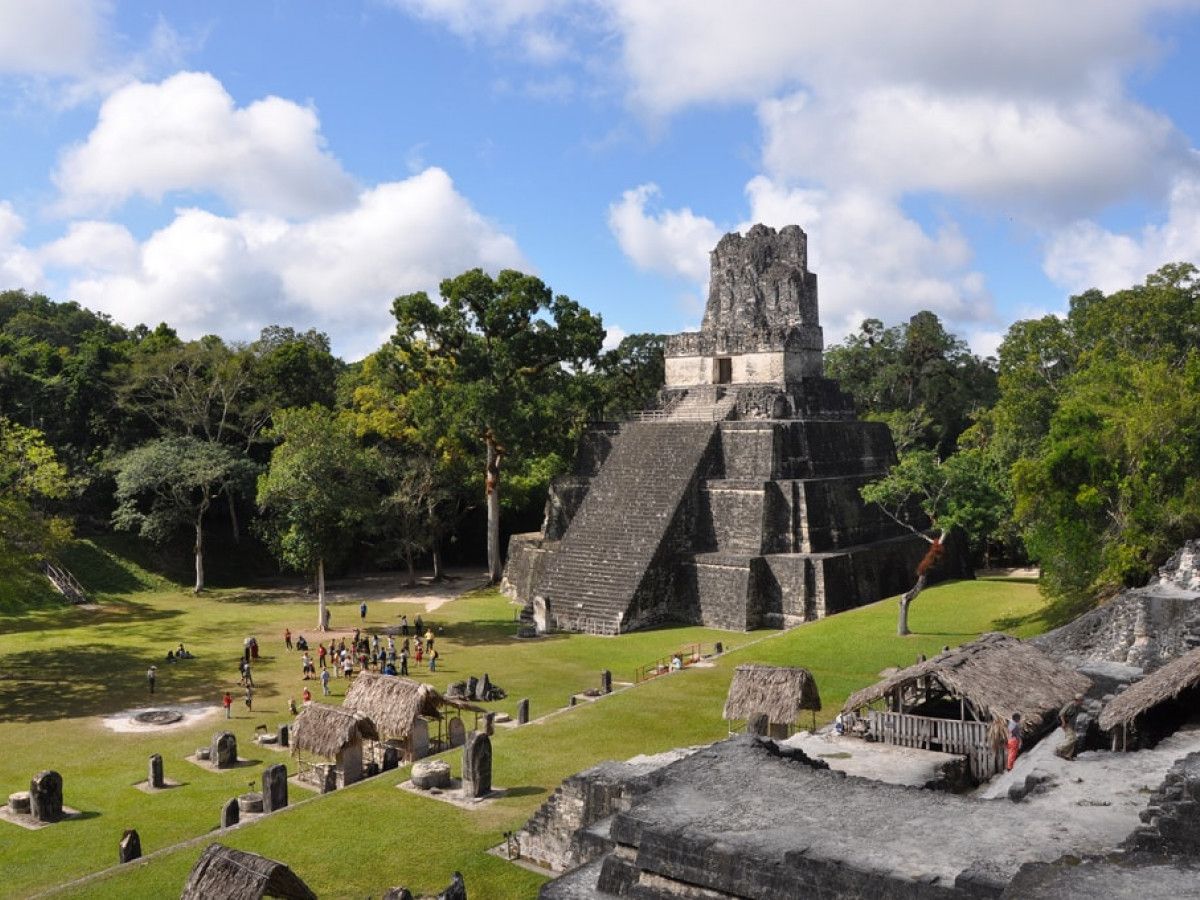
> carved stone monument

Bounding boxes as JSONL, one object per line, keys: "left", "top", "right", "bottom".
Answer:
{"left": 277, "top": 724, "right": 289, "bottom": 748}
{"left": 30, "top": 770, "right": 63, "bottom": 822}
{"left": 211, "top": 732, "right": 238, "bottom": 768}
{"left": 517, "top": 698, "right": 530, "bottom": 725}
{"left": 466, "top": 676, "right": 479, "bottom": 700}
{"left": 411, "top": 717, "right": 430, "bottom": 760}
{"left": 119, "top": 829, "right": 142, "bottom": 863}
{"left": 438, "top": 871, "right": 467, "bottom": 900}
{"left": 448, "top": 717, "right": 466, "bottom": 748}
{"left": 262, "top": 764, "right": 288, "bottom": 813}
{"left": 148, "top": 754, "right": 164, "bottom": 788}
{"left": 220, "top": 797, "right": 240, "bottom": 828}
{"left": 601, "top": 670, "right": 612, "bottom": 694}
{"left": 462, "top": 731, "right": 492, "bottom": 799}
{"left": 503, "top": 224, "right": 962, "bottom": 634}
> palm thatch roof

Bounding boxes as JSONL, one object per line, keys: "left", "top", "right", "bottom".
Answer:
{"left": 842, "top": 633, "right": 1091, "bottom": 732}
{"left": 343, "top": 673, "right": 442, "bottom": 740}
{"left": 1099, "top": 647, "right": 1200, "bottom": 731}
{"left": 291, "top": 703, "right": 379, "bottom": 759}
{"left": 180, "top": 843, "right": 316, "bottom": 900}
{"left": 723, "top": 664, "right": 821, "bottom": 724}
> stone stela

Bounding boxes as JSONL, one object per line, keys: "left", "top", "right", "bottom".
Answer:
{"left": 504, "top": 224, "right": 959, "bottom": 635}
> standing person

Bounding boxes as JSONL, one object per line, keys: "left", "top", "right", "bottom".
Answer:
{"left": 1056, "top": 693, "right": 1085, "bottom": 760}
{"left": 284, "top": 628, "right": 292, "bottom": 651}
{"left": 414, "top": 642, "right": 423, "bottom": 666}
{"left": 1006, "top": 713, "right": 1023, "bottom": 771}
{"left": 320, "top": 666, "right": 331, "bottom": 696}
{"left": 323, "top": 607, "right": 331, "bottom": 630}
{"left": 318, "top": 643, "right": 327, "bottom": 669}
{"left": 146, "top": 665, "right": 157, "bottom": 694}
{"left": 244, "top": 684, "right": 254, "bottom": 711}
{"left": 401, "top": 614, "right": 409, "bottom": 636}
{"left": 342, "top": 653, "right": 353, "bottom": 679}
{"left": 302, "top": 652, "right": 313, "bottom": 679}
{"left": 302, "top": 687, "right": 312, "bottom": 705}
{"left": 429, "top": 647, "right": 439, "bottom": 672}
{"left": 222, "top": 691, "right": 232, "bottom": 718}
{"left": 414, "top": 614, "right": 424, "bottom": 636}
{"left": 360, "top": 600, "right": 367, "bottom": 621}
{"left": 400, "top": 647, "right": 409, "bottom": 676}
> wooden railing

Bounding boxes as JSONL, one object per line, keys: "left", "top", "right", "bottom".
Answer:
{"left": 43, "top": 561, "right": 88, "bottom": 604}
{"left": 868, "top": 710, "right": 1003, "bottom": 779}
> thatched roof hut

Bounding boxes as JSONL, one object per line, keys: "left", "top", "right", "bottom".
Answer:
{"left": 843, "top": 632, "right": 1091, "bottom": 733}
{"left": 1099, "top": 647, "right": 1200, "bottom": 733}
{"left": 180, "top": 843, "right": 316, "bottom": 900}
{"left": 343, "top": 673, "right": 443, "bottom": 740}
{"left": 291, "top": 703, "right": 378, "bottom": 759}
{"left": 723, "top": 665, "right": 821, "bottom": 726}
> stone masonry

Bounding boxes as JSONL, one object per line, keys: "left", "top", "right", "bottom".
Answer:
{"left": 504, "top": 224, "right": 951, "bottom": 634}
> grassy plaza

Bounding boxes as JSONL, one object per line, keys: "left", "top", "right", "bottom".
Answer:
{"left": 0, "top": 540, "right": 1046, "bottom": 898}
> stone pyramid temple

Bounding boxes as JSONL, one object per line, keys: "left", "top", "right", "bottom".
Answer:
{"left": 503, "top": 224, "right": 944, "bottom": 635}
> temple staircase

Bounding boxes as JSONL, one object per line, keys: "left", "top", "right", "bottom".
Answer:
{"left": 539, "top": 422, "right": 717, "bottom": 634}
{"left": 44, "top": 560, "right": 88, "bottom": 604}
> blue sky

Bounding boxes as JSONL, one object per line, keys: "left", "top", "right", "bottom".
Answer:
{"left": 2, "top": 1, "right": 1199, "bottom": 360}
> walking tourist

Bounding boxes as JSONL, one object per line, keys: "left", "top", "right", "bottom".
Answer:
{"left": 1056, "top": 694, "right": 1084, "bottom": 760}
{"left": 318, "top": 643, "right": 327, "bottom": 668}
{"left": 429, "top": 647, "right": 439, "bottom": 672}
{"left": 223, "top": 691, "right": 232, "bottom": 718}
{"left": 146, "top": 665, "right": 157, "bottom": 693}
{"left": 284, "top": 628, "right": 292, "bottom": 651}
{"left": 1006, "top": 713, "right": 1023, "bottom": 771}
{"left": 244, "top": 684, "right": 254, "bottom": 710}
{"left": 302, "top": 687, "right": 312, "bottom": 705}
{"left": 401, "top": 614, "right": 409, "bottom": 636}
{"left": 320, "top": 667, "right": 331, "bottom": 696}
{"left": 400, "top": 647, "right": 409, "bottom": 676}
{"left": 360, "top": 600, "right": 367, "bottom": 621}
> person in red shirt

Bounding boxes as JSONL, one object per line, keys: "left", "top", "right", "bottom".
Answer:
{"left": 302, "top": 687, "right": 312, "bottom": 705}
{"left": 222, "top": 691, "right": 233, "bottom": 719}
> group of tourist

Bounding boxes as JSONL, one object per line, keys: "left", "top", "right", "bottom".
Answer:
{"left": 286, "top": 624, "right": 443, "bottom": 682}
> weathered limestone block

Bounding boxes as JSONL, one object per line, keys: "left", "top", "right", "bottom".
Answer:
{"left": 411, "top": 718, "right": 430, "bottom": 760}
{"left": 478, "top": 674, "right": 492, "bottom": 701}
{"left": 30, "top": 770, "right": 63, "bottom": 822}
{"left": 8, "top": 791, "right": 31, "bottom": 814}
{"left": 448, "top": 717, "right": 466, "bottom": 748}
{"left": 485, "top": 712, "right": 496, "bottom": 736}
{"left": 148, "top": 753, "right": 164, "bottom": 788}
{"left": 382, "top": 889, "right": 414, "bottom": 900}
{"left": 316, "top": 763, "right": 338, "bottom": 794}
{"left": 517, "top": 698, "right": 530, "bottom": 725}
{"left": 411, "top": 759, "right": 451, "bottom": 790}
{"left": 462, "top": 731, "right": 492, "bottom": 799}
{"left": 261, "top": 764, "right": 288, "bottom": 813}
{"left": 211, "top": 732, "right": 237, "bottom": 768}
{"left": 118, "top": 829, "right": 141, "bottom": 863}
{"left": 277, "top": 724, "right": 289, "bottom": 748}
{"left": 220, "top": 797, "right": 239, "bottom": 828}
{"left": 466, "top": 676, "right": 479, "bottom": 700}
{"left": 601, "top": 670, "right": 612, "bottom": 694}
{"left": 237, "top": 792, "right": 263, "bottom": 814}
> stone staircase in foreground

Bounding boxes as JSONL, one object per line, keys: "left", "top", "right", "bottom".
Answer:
{"left": 538, "top": 422, "right": 717, "bottom": 634}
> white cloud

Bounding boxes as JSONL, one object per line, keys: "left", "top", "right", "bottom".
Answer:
{"left": 0, "top": 202, "right": 44, "bottom": 289}
{"left": 44, "top": 168, "right": 525, "bottom": 359}
{"left": 607, "top": 184, "right": 721, "bottom": 282}
{"left": 387, "top": 0, "right": 573, "bottom": 62}
{"left": 54, "top": 72, "right": 356, "bottom": 218}
{"left": 0, "top": 0, "right": 104, "bottom": 76}
{"left": 759, "top": 88, "right": 1192, "bottom": 219}
{"left": 601, "top": 324, "right": 627, "bottom": 351}
{"left": 1043, "top": 175, "right": 1200, "bottom": 294}
{"left": 605, "top": 1, "right": 1186, "bottom": 115}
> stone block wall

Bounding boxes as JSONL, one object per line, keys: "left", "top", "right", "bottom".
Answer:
{"left": 696, "top": 482, "right": 767, "bottom": 554}
{"left": 1125, "top": 751, "right": 1200, "bottom": 854}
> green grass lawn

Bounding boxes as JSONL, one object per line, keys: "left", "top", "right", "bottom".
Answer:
{"left": 0, "top": 541, "right": 1047, "bottom": 899}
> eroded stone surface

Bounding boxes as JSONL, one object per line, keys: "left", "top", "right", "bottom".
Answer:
{"left": 262, "top": 763, "right": 287, "bottom": 813}
{"left": 462, "top": 731, "right": 492, "bottom": 799}
{"left": 118, "top": 829, "right": 141, "bottom": 863}
{"left": 211, "top": 732, "right": 237, "bottom": 768}
{"left": 29, "top": 770, "right": 63, "bottom": 822}
{"left": 148, "top": 754, "right": 164, "bottom": 788}
{"left": 411, "top": 759, "right": 451, "bottom": 790}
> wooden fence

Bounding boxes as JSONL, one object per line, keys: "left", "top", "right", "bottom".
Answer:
{"left": 868, "top": 710, "right": 1003, "bottom": 779}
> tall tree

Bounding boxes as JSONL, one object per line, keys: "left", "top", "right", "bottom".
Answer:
{"left": 391, "top": 269, "right": 604, "bottom": 583}
{"left": 861, "top": 449, "right": 1005, "bottom": 635}
{"left": 256, "top": 406, "right": 378, "bottom": 629}
{"left": 110, "top": 437, "right": 257, "bottom": 592}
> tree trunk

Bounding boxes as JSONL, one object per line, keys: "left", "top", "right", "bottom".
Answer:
{"left": 405, "top": 548, "right": 416, "bottom": 587}
{"left": 194, "top": 518, "right": 205, "bottom": 594}
{"left": 485, "top": 433, "right": 504, "bottom": 584}
{"left": 897, "top": 574, "right": 927, "bottom": 636}
{"left": 432, "top": 543, "right": 443, "bottom": 582}
{"left": 317, "top": 558, "right": 326, "bottom": 632}
{"left": 228, "top": 491, "right": 240, "bottom": 543}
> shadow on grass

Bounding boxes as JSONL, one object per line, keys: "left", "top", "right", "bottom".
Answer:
{"left": 991, "top": 594, "right": 1097, "bottom": 633}
{"left": 502, "top": 786, "right": 546, "bottom": 799}
{"left": 0, "top": 597, "right": 183, "bottom": 637}
{"left": 0, "top": 644, "right": 226, "bottom": 722}
{"left": 58, "top": 541, "right": 150, "bottom": 595}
